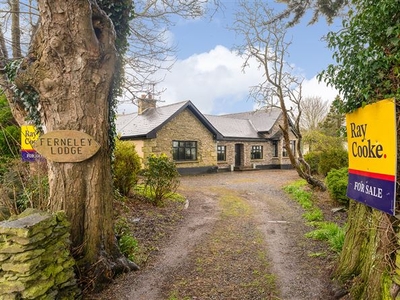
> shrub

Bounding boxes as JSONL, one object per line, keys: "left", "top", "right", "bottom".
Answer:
{"left": 142, "top": 153, "right": 180, "bottom": 206}
{"left": 303, "top": 151, "right": 321, "bottom": 175}
{"left": 113, "top": 139, "right": 141, "bottom": 196}
{"left": 318, "top": 148, "right": 348, "bottom": 176}
{"left": 326, "top": 167, "right": 349, "bottom": 205}
{"left": 0, "top": 95, "right": 20, "bottom": 159}
{"left": 0, "top": 158, "right": 48, "bottom": 216}
{"left": 0, "top": 125, "right": 20, "bottom": 158}
{"left": 114, "top": 217, "right": 139, "bottom": 262}
{"left": 118, "top": 235, "right": 139, "bottom": 262}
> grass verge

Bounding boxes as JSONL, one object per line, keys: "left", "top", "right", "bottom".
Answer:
{"left": 284, "top": 180, "right": 345, "bottom": 254}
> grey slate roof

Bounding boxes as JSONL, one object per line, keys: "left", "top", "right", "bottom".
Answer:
{"left": 116, "top": 100, "right": 222, "bottom": 139}
{"left": 116, "top": 101, "right": 184, "bottom": 137}
{"left": 204, "top": 115, "right": 260, "bottom": 139}
{"left": 221, "top": 108, "right": 282, "bottom": 132}
{"left": 116, "top": 101, "right": 283, "bottom": 140}
{"left": 204, "top": 107, "right": 282, "bottom": 139}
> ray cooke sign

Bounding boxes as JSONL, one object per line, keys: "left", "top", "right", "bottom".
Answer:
{"left": 33, "top": 130, "right": 100, "bottom": 162}
{"left": 21, "top": 125, "right": 42, "bottom": 162}
{"left": 346, "top": 98, "right": 397, "bottom": 215}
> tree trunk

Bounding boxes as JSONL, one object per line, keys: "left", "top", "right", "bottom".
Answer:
{"left": 279, "top": 103, "right": 326, "bottom": 191}
{"left": 14, "top": 0, "right": 136, "bottom": 290}
{"left": 335, "top": 201, "right": 396, "bottom": 299}
{"left": 11, "top": 0, "right": 21, "bottom": 58}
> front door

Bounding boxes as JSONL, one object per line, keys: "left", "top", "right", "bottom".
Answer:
{"left": 235, "top": 144, "right": 242, "bottom": 167}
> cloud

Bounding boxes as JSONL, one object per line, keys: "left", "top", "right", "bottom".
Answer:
{"left": 119, "top": 45, "right": 338, "bottom": 114}
{"left": 157, "top": 45, "right": 262, "bottom": 114}
{"left": 302, "top": 76, "right": 338, "bottom": 104}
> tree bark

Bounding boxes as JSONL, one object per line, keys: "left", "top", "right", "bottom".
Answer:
{"left": 11, "top": 0, "right": 21, "bottom": 58}
{"left": 335, "top": 201, "right": 396, "bottom": 298}
{"left": 279, "top": 99, "right": 326, "bottom": 191}
{"left": 14, "top": 0, "right": 137, "bottom": 290}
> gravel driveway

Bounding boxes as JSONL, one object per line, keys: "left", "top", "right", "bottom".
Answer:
{"left": 94, "top": 169, "right": 337, "bottom": 300}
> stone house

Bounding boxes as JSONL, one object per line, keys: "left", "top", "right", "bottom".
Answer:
{"left": 116, "top": 97, "right": 298, "bottom": 175}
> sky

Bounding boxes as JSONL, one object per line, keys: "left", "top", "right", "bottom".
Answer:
{"left": 119, "top": 1, "right": 342, "bottom": 115}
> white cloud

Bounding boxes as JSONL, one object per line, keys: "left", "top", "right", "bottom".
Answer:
{"left": 157, "top": 45, "right": 263, "bottom": 114}
{"left": 119, "top": 45, "right": 339, "bottom": 114}
{"left": 302, "top": 76, "right": 338, "bottom": 104}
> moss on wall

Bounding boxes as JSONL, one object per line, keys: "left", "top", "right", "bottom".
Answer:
{"left": 0, "top": 208, "right": 80, "bottom": 299}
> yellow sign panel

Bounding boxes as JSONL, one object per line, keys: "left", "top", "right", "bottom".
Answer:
{"left": 21, "top": 125, "right": 39, "bottom": 150}
{"left": 346, "top": 98, "right": 396, "bottom": 176}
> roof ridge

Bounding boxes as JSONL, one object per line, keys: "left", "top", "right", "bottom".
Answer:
{"left": 247, "top": 119, "right": 258, "bottom": 132}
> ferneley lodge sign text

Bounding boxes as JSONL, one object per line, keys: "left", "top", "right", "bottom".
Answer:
{"left": 33, "top": 130, "right": 100, "bottom": 162}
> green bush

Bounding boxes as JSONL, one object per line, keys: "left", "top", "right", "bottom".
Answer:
{"left": 303, "top": 151, "right": 321, "bottom": 174}
{"left": 318, "top": 148, "right": 348, "bottom": 176}
{"left": 326, "top": 167, "right": 349, "bottom": 205}
{"left": 142, "top": 153, "right": 180, "bottom": 206}
{"left": 113, "top": 139, "right": 141, "bottom": 196}
{"left": 0, "top": 94, "right": 20, "bottom": 163}
{"left": 0, "top": 159, "right": 48, "bottom": 216}
{"left": 118, "top": 235, "right": 139, "bottom": 261}
{"left": 0, "top": 125, "right": 20, "bottom": 158}
{"left": 114, "top": 217, "right": 139, "bottom": 261}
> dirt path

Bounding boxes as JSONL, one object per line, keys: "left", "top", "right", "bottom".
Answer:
{"left": 95, "top": 170, "right": 337, "bottom": 299}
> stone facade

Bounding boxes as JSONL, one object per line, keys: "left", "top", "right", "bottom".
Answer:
{"left": 135, "top": 108, "right": 217, "bottom": 172}
{"left": 216, "top": 139, "right": 296, "bottom": 170}
{"left": 216, "top": 113, "right": 297, "bottom": 170}
{"left": 123, "top": 103, "right": 298, "bottom": 174}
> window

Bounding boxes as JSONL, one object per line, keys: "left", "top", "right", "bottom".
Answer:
{"left": 172, "top": 141, "right": 197, "bottom": 161}
{"left": 272, "top": 140, "right": 278, "bottom": 157}
{"left": 251, "top": 145, "right": 263, "bottom": 159}
{"left": 283, "top": 140, "right": 296, "bottom": 157}
{"left": 217, "top": 145, "right": 226, "bottom": 161}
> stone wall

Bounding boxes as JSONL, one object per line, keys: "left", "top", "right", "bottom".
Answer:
{"left": 0, "top": 209, "right": 80, "bottom": 299}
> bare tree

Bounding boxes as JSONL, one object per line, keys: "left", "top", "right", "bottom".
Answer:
{"left": 118, "top": 0, "right": 221, "bottom": 105}
{"left": 271, "top": 0, "right": 349, "bottom": 26}
{"left": 300, "top": 96, "right": 329, "bottom": 131}
{"left": 0, "top": 1, "right": 222, "bottom": 109}
{"left": 232, "top": 0, "right": 326, "bottom": 190}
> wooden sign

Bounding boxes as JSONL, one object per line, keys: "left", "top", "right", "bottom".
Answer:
{"left": 33, "top": 130, "right": 100, "bottom": 162}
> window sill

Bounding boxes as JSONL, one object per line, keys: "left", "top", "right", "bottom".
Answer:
{"left": 174, "top": 160, "right": 198, "bottom": 164}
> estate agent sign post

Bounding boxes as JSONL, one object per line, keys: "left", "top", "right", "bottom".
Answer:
{"left": 346, "top": 98, "right": 397, "bottom": 215}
